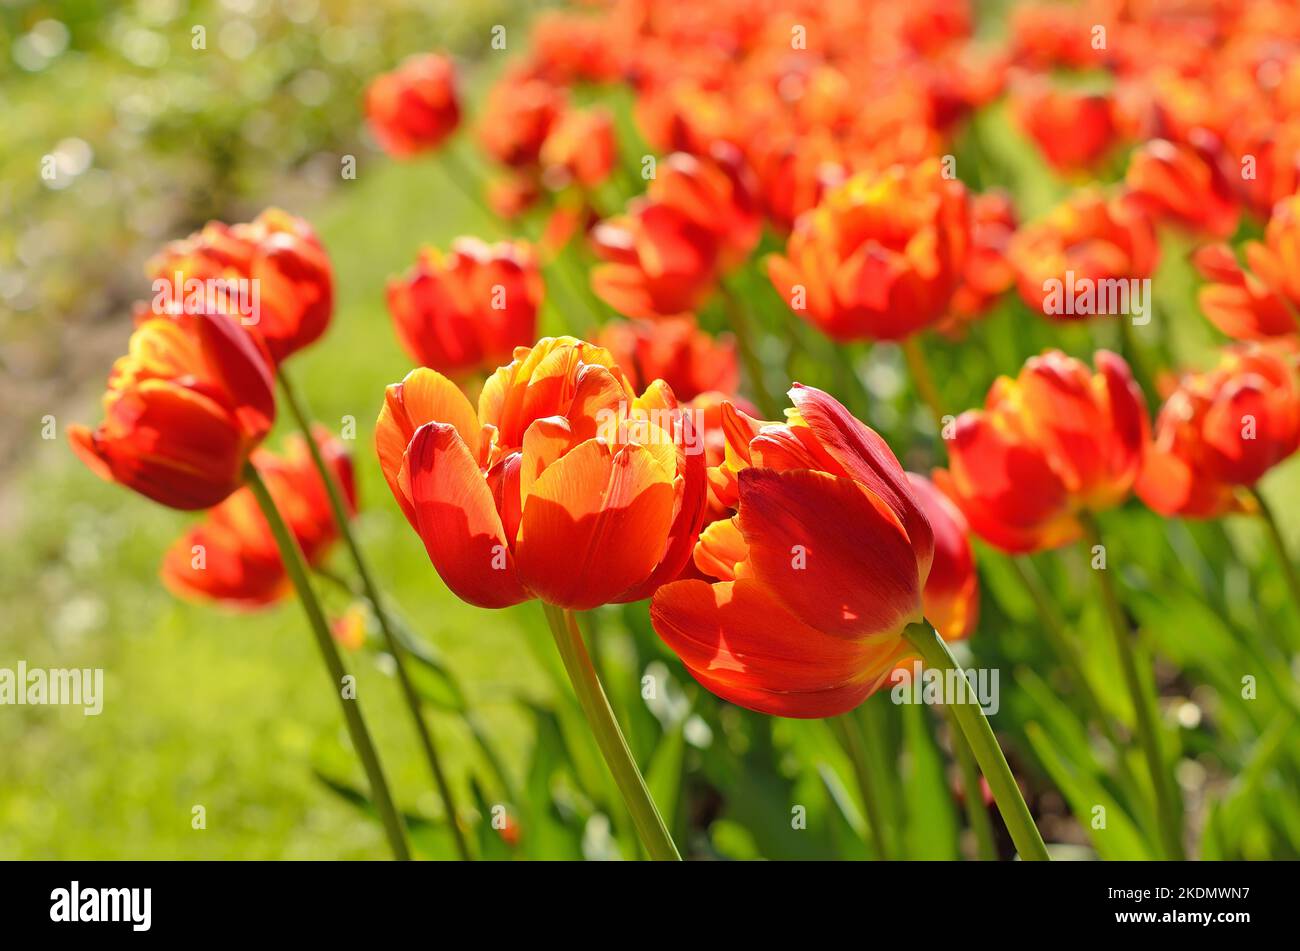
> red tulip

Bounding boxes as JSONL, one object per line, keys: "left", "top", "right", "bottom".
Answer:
{"left": 1011, "top": 81, "right": 1119, "bottom": 172}
{"left": 1137, "top": 345, "right": 1300, "bottom": 518}
{"left": 374, "top": 337, "right": 707, "bottom": 610}
{"left": 1195, "top": 195, "right": 1300, "bottom": 340}
{"left": 935, "top": 350, "right": 1148, "bottom": 553}
{"left": 365, "top": 53, "right": 461, "bottom": 158}
{"left": 387, "top": 238, "right": 543, "bottom": 378}
{"left": 596, "top": 316, "right": 739, "bottom": 404}
{"left": 767, "top": 158, "right": 971, "bottom": 342}
{"left": 947, "top": 189, "right": 1017, "bottom": 325}
{"left": 1125, "top": 137, "right": 1239, "bottom": 239}
{"left": 161, "top": 429, "right": 355, "bottom": 607}
{"left": 908, "top": 472, "right": 979, "bottom": 642}
{"left": 148, "top": 208, "right": 333, "bottom": 364}
{"left": 541, "top": 107, "right": 618, "bottom": 190}
{"left": 479, "top": 67, "right": 566, "bottom": 169}
{"left": 1009, "top": 189, "right": 1158, "bottom": 319}
{"left": 651, "top": 385, "right": 934, "bottom": 718}
{"left": 69, "top": 312, "right": 276, "bottom": 510}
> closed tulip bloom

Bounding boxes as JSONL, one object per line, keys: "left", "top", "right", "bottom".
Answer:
{"left": 1012, "top": 82, "right": 1119, "bottom": 171}
{"left": 646, "top": 145, "right": 762, "bottom": 270}
{"left": 650, "top": 385, "right": 935, "bottom": 718}
{"left": 149, "top": 208, "right": 334, "bottom": 364}
{"left": 948, "top": 189, "right": 1017, "bottom": 324}
{"left": 596, "top": 316, "right": 739, "bottom": 403}
{"left": 364, "top": 53, "right": 461, "bottom": 158}
{"left": 479, "top": 67, "right": 566, "bottom": 169}
{"left": 69, "top": 312, "right": 276, "bottom": 510}
{"left": 767, "top": 158, "right": 971, "bottom": 342}
{"left": 1194, "top": 195, "right": 1300, "bottom": 340}
{"left": 375, "top": 337, "right": 707, "bottom": 611}
{"left": 387, "top": 238, "right": 543, "bottom": 378}
{"left": 1009, "top": 189, "right": 1158, "bottom": 318}
{"left": 1125, "top": 137, "right": 1239, "bottom": 239}
{"left": 934, "top": 350, "right": 1148, "bottom": 553}
{"left": 907, "top": 472, "right": 979, "bottom": 642}
{"left": 541, "top": 107, "right": 617, "bottom": 190}
{"left": 1137, "top": 346, "right": 1300, "bottom": 518}
{"left": 161, "top": 429, "right": 356, "bottom": 608}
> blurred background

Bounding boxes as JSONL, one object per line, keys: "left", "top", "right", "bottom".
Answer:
{"left": 2, "top": 0, "right": 1298, "bottom": 860}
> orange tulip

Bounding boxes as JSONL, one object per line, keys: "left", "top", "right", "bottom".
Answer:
{"left": 947, "top": 189, "right": 1017, "bottom": 324}
{"left": 650, "top": 384, "right": 934, "bottom": 718}
{"left": 387, "top": 238, "right": 543, "bottom": 378}
{"left": 934, "top": 350, "right": 1148, "bottom": 553}
{"left": 374, "top": 336, "right": 707, "bottom": 610}
{"left": 161, "top": 429, "right": 356, "bottom": 608}
{"left": 590, "top": 145, "right": 760, "bottom": 320}
{"left": 540, "top": 107, "right": 617, "bottom": 190}
{"left": 478, "top": 67, "right": 566, "bottom": 169}
{"left": 908, "top": 472, "right": 979, "bottom": 642}
{"left": 1137, "top": 346, "right": 1300, "bottom": 518}
{"left": 1011, "top": 81, "right": 1119, "bottom": 172}
{"left": 69, "top": 311, "right": 276, "bottom": 510}
{"left": 364, "top": 53, "right": 461, "bottom": 158}
{"left": 148, "top": 208, "right": 334, "bottom": 364}
{"left": 767, "top": 157, "right": 971, "bottom": 342}
{"left": 595, "top": 316, "right": 739, "bottom": 403}
{"left": 1195, "top": 195, "right": 1300, "bottom": 340}
{"left": 1125, "top": 137, "right": 1239, "bottom": 239}
{"left": 1009, "top": 189, "right": 1158, "bottom": 319}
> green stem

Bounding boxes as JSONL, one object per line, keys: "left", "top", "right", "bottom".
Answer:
{"left": 1078, "top": 512, "right": 1185, "bottom": 860}
{"left": 901, "top": 335, "right": 946, "bottom": 430}
{"left": 540, "top": 603, "right": 680, "bottom": 860}
{"left": 945, "top": 705, "right": 998, "bottom": 860}
{"left": 719, "top": 282, "right": 780, "bottom": 418}
{"left": 902, "top": 622, "right": 1050, "bottom": 861}
{"left": 829, "top": 714, "right": 893, "bottom": 859}
{"left": 1250, "top": 487, "right": 1300, "bottom": 618}
{"left": 244, "top": 462, "right": 410, "bottom": 860}
{"left": 277, "top": 369, "right": 470, "bottom": 861}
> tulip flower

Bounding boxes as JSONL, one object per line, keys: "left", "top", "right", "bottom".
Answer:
{"left": 540, "top": 107, "right": 617, "bottom": 190}
{"left": 1125, "top": 137, "right": 1239, "bottom": 239}
{"left": 1137, "top": 345, "right": 1300, "bottom": 518}
{"left": 908, "top": 472, "right": 979, "bottom": 642}
{"left": 364, "top": 53, "right": 461, "bottom": 158}
{"left": 148, "top": 208, "right": 334, "bottom": 364}
{"left": 375, "top": 336, "right": 707, "bottom": 611}
{"left": 387, "top": 238, "right": 544, "bottom": 378}
{"left": 946, "top": 189, "right": 1017, "bottom": 326}
{"left": 1195, "top": 195, "right": 1300, "bottom": 340}
{"left": 652, "top": 385, "right": 935, "bottom": 717}
{"left": 161, "top": 430, "right": 356, "bottom": 608}
{"left": 1009, "top": 189, "right": 1158, "bottom": 319}
{"left": 590, "top": 146, "right": 760, "bottom": 320}
{"left": 596, "top": 316, "right": 739, "bottom": 403}
{"left": 767, "top": 157, "right": 971, "bottom": 342}
{"left": 1011, "top": 82, "right": 1119, "bottom": 172}
{"left": 934, "top": 350, "right": 1148, "bottom": 553}
{"left": 69, "top": 312, "right": 276, "bottom": 510}
{"left": 478, "top": 67, "right": 566, "bottom": 169}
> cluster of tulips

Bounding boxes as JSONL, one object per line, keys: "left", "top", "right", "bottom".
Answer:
{"left": 72, "top": 0, "right": 1300, "bottom": 861}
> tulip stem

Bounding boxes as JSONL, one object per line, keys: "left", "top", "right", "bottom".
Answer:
{"left": 829, "top": 714, "right": 894, "bottom": 859}
{"left": 244, "top": 461, "right": 411, "bottom": 861}
{"left": 277, "top": 368, "right": 472, "bottom": 861}
{"left": 1078, "top": 512, "right": 1185, "bottom": 860}
{"left": 1249, "top": 487, "right": 1300, "bottom": 616}
{"left": 902, "top": 621, "right": 1050, "bottom": 861}
{"left": 945, "top": 705, "right": 998, "bottom": 860}
{"left": 719, "top": 283, "right": 780, "bottom": 418}
{"left": 901, "top": 335, "right": 946, "bottom": 430}
{"left": 541, "top": 603, "right": 681, "bottom": 860}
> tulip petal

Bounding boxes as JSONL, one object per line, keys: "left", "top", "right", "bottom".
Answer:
{"left": 406, "top": 421, "right": 527, "bottom": 609}
{"left": 736, "top": 467, "right": 923, "bottom": 638}
{"left": 650, "top": 578, "right": 904, "bottom": 718}
{"left": 515, "top": 438, "right": 675, "bottom": 609}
